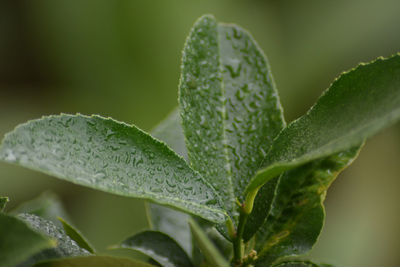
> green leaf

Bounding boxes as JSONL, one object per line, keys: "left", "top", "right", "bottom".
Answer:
{"left": 120, "top": 230, "right": 193, "bottom": 267}
{"left": 179, "top": 15, "right": 285, "bottom": 218}
{"left": 246, "top": 54, "right": 400, "bottom": 194}
{"left": 146, "top": 109, "right": 192, "bottom": 255}
{"left": 0, "top": 114, "right": 226, "bottom": 223}
{"left": 272, "top": 261, "right": 319, "bottom": 267}
{"left": 10, "top": 191, "right": 70, "bottom": 227}
{"left": 18, "top": 213, "right": 90, "bottom": 265}
{"left": 33, "top": 256, "right": 154, "bottom": 267}
{"left": 189, "top": 219, "right": 230, "bottom": 267}
{"left": 254, "top": 147, "right": 361, "bottom": 266}
{"left": 0, "top": 212, "right": 54, "bottom": 267}
{"left": 0, "top": 196, "right": 9, "bottom": 211}
{"left": 58, "top": 217, "right": 95, "bottom": 253}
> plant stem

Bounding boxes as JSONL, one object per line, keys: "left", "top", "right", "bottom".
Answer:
{"left": 233, "top": 206, "right": 250, "bottom": 265}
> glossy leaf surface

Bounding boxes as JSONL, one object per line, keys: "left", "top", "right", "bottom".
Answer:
{"left": 148, "top": 109, "right": 192, "bottom": 254}
{"left": 18, "top": 213, "right": 90, "bottom": 265}
{"left": 179, "top": 15, "right": 285, "bottom": 218}
{"left": 0, "top": 196, "right": 8, "bottom": 211}
{"left": 10, "top": 191, "right": 70, "bottom": 227}
{"left": 189, "top": 219, "right": 230, "bottom": 267}
{"left": 247, "top": 54, "right": 400, "bottom": 194}
{"left": 254, "top": 147, "right": 361, "bottom": 266}
{"left": 0, "top": 213, "right": 54, "bottom": 267}
{"left": 0, "top": 114, "right": 225, "bottom": 222}
{"left": 33, "top": 256, "right": 154, "bottom": 267}
{"left": 120, "top": 230, "right": 193, "bottom": 267}
{"left": 58, "top": 217, "right": 95, "bottom": 253}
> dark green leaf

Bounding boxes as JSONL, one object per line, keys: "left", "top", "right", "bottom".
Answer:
{"left": 33, "top": 256, "right": 154, "bottom": 267}
{"left": 10, "top": 191, "right": 70, "bottom": 227}
{"left": 179, "top": 15, "right": 285, "bottom": 219}
{"left": 120, "top": 230, "right": 193, "bottom": 267}
{"left": 272, "top": 261, "right": 319, "bottom": 267}
{"left": 247, "top": 54, "right": 400, "bottom": 194}
{"left": 0, "top": 114, "right": 226, "bottom": 222}
{"left": 0, "top": 196, "right": 8, "bottom": 211}
{"left": 254, "top": 147, "right": 361, "bottom": 266}
{"left": 18, "top": 213, "right": 90, "bottom": 265}
{"left": 58, "top": 217, "right": 95, "bottom": 253}
{"left": 147, "top": 109, "right": 192, "bottom": 255}
{"left": 0, "top": 212, "right": 54, "bottom": 267}
{"left": 189, "top": 219, "right": 230, "bottom": 267}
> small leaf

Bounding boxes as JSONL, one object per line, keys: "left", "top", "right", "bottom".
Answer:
{"left": 18, "top": 213, "right": 90, "bottom": 265}
{"left": 254, "top": 147, "right": 361, "bottom": 266}
{"left": 147, "top": 109, "right": 192, "bottom": 255}
{"left": 189, "top": 219, "right": 230, "bottom": 267}
{"left": 246, "top": 54, "right": 400, "bottom": 194}
{"left": 33, "top": 255, "right": 154, "bottom": 267}
{"left": 120, "top": 230, "right": 193, "bottom": 267}
{"left": 0, "top": 114, "right": 226, "bottom": 223}
{"left": 0, "top": 196, "right": 9, "bottom": 211}
{"left": 179, "top": 15, "right": 285, "bottom": 220}
{"left": 0, "top": 212, "right": 54, "bottom": 267}
{"left": 10, "top": 191, "right": 70, "bottom": 227}
{"left": 58, "top": 217, "right": 95, "bottom": 253}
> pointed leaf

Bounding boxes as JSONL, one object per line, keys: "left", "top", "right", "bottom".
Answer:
{"left": 179, "top": 15, "right": 285, "bottom": 218}
{"left": 0, "top": 212, "right": 54, "bottom": 267}
{"left": 10, "top": 191, "right": 70, "bottom": 226}
{"left": 120, "top": 230, "right": 193, "bottom": 267}
{"left": 18, "top": 213, "right": 90, "bottom": 265}
{"left": 58, "top": 217, "right": 95, "bottom": 253}
{"left": 146, "top": 109, "right": 192, "bottom": 254}
{"left": 0, "top": 196, "right": 8, "bottom": 211}
{"left": 0, "top": 114, "right": 226, "bottom": 222}
{"left": 247, "top": 54, "right": 400, "bottom": 194}
{"left": 254, "top": 147, "right": 361, "bottom": 266}
{"left": 33, "top": 256, "right": 154, "bottom": 267}
{"left": 189, "top": 219, "right": 230, "bottom": 267}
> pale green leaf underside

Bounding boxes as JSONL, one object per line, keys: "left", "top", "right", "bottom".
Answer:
{"left": 247, "top": 54, "right": 400, "bottom": 193}
{"left": 33, "top": 256, "right": 154, "bottom": 267}
{"left": 120, "top": 230, "right": 193, "bottom": 267}
{"left": 189, "top": 219, "right": 230, "bottom": 267}
{"left": 147, "top": 109, "right": 192, "bottom": 255}
{"left": 18, "top": 213, "right": 90, "bottom": 265}
{"left": 0, "top": 213, "right": 54, "bottom": 267}
{"left": 0, "top": 114, "right": 225, "bottom": 223}
{"left": 58, "top": 217, "right": 95, "bottom": 253}
{"left": 179, "top": 15, "right": 285, "bottom": 219}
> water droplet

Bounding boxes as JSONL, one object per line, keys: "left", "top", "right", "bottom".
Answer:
{"left": 225, "top": 60, "right": 242, "bottom": 78}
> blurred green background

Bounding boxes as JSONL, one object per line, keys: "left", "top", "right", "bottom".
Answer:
{"left": 1, "top": 1, "right": 400, "bottom": 266}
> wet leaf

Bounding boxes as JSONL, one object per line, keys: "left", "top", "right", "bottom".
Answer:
{"left": 58, "top": 217, "right": 95, "bottom": 253}
{"left": 0, "top": 114, "right": 226, "bottom": 223}
{"left": 246, "top": 54, "right": 400, "bottom": 195}
{"left": 33, "top": 256, "right": 154, "bottom": 267}
{"left": 147, "top": 108, "right": 192, "bottom": 255}
{"left": 120, "top": 230, "right": 193, "bottom": 267}
{"left": 179, "top": 15, "right": 285, "bottom": 221}
{"left": 272, "top": 261, "right": 320, "bottom": 267}
{"left": 0, "top": 212, "right": 54, "bottom": 267}
{"left": 189, "top": 219, "right": 230, "bottom": 267}
{"left": 18, "top": 213, "right": 90, "bottom": 265}
{"left": 254, "top": 147, "right": 361, "bottom": 266}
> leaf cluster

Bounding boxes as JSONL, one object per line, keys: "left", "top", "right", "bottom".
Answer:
{"left": 1, "top": 15, "right": 400, "bottom": 267}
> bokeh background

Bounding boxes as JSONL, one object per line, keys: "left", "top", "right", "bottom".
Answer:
{"left": 1, "top": 1, "right": 400, "bottom": 266}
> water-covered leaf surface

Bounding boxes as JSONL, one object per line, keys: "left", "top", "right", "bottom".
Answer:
{"left": 33, "top": 256, "right": 154, "bottom": 267}
{"left": 0, "top": 114, "right": 226, "bottom": 222}
{"left": 254, "top": 147, "right": 361, "bottom": 266}
{"left": 273, "top": 261, "right": 320, "bottom": 267}
{"left": 0, "top": 212, "right": 53, "bottom": 267}
{"left": 247, "top": 54, "right": 400, "bottom": 194}
{"left": 120, "top": 230, "right": 193, "bottom": 267}
{"left": 179, "top": 15, "right": 285, "bottom": 222}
